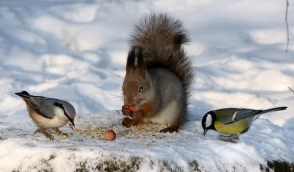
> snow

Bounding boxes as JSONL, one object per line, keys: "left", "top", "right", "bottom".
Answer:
{"left": 0, "top": 0, "right": 294, "bottom": 171}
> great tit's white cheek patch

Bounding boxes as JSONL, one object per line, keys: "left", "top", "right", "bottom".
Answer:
{"left": 205, "top": 114, "right": 213, "bottom": 127}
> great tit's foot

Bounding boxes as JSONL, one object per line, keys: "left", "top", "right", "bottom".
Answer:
{"left": 160, "top": 125, "right": 179, "bottom": 133}
{"left": 218, "top": 134, "right": 239, "bottom": 143}
{"left": 35, "top": 128, "right": 54, "bottom": 141}
{"left": 52, "top": 128, "right": 69, "bottom": 139}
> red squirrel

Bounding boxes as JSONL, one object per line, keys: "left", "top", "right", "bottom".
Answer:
{"left": 121, "top": 13, "right": 193, "bottom": 133}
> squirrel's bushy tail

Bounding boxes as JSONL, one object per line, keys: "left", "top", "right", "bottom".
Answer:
{"left": 130, "top": 13, "right": 193, "bottom": 98}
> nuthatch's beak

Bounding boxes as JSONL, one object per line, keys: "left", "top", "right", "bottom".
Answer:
{"left": 68, "top": 120, "right": 75, "bottom": 130}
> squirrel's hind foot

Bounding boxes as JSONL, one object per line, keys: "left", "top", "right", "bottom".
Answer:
{"left": 160, "top": 125, "right": 179, "bottom": 133}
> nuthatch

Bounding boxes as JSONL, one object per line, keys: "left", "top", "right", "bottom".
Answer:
{"left": 15, "top": 91, "right": 76, "bottom": 141}
{"left": 202, "top": 106, "right": 287, "bottom": 142}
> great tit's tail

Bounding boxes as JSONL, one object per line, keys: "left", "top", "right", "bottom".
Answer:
{"left": 261, "top": 106, "right": 287, "bottom": 114}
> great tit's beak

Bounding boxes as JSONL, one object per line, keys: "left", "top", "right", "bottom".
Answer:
{"left": 203, "top": 129, "right": 208, "bottom": 136}
{"left": 68, "top": 120, "right": 75, "bottom": 130}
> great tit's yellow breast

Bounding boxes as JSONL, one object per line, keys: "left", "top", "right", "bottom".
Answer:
{"left": 214, "top": 119, "right": 250, "bottom": 135}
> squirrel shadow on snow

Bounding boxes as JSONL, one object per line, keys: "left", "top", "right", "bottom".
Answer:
{"left": 121, "top": 13, "right": 194, "bottom": 133}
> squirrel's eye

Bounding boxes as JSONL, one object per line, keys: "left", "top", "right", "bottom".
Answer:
{"left": 139, "top": 86, "right": 143, "bottom": 93}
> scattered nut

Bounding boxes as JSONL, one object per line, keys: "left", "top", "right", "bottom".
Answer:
{"left": 104, "top": 130, "right": 116, "bottom": 141}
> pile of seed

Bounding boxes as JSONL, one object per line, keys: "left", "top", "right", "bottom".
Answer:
{"left": 74, "top": 122, "right": 178, "bottom": 141}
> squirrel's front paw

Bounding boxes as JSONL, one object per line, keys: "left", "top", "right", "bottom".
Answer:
{"left": 130, "top": 111, "right": 141, "bottom": 118}
{"left": 122, "top": 105, "right": 140, "bottom": 118}
{"left": 122, "top": 106, "right": 132, "bottom": 116}
{"left": 122, "top": 117, "right": 134, "bottom": 127}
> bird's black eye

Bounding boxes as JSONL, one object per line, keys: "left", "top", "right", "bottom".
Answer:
{"left": 139, "top": 86, "right": 143, "bottom": 93}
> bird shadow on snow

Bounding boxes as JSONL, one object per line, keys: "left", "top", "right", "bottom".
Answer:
{"left": 188, "top": 99, "right": 215, "bottom": 120}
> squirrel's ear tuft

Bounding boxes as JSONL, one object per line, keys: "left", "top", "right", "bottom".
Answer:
{"left": 126, "top": 46, "right": 146, "bottom": 75}
{"left": 134, "top": 47, "right": 142, "bottom": 67}
{"left": 126, "top": 47, "right": 135, "bottom": 68}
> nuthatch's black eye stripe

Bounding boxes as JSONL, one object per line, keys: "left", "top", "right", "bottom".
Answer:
{"left": 54, "top": 102, "right": 75, "bottom": 126}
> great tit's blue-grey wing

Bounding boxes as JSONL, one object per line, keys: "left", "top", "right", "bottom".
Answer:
{"left": 216, "top": 107, "right": 287, "bottom": 125}
{"left": 228, "top": 107, "right": 287, "bottom": 124}
{"left": 226, "top": 109, "right": 263, "bottom": 124}
{"left": 215, "top": 108, "right": 262, "bottom": 125}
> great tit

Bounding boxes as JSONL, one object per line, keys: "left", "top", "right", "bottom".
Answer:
{"left": 15, "top": 91, "right": 76, "bottom": 141}
{"left": 202, "top": 106, "right": 287, "bottom": 139}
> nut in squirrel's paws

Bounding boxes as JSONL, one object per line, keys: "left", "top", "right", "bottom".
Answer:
{"left": 122, "top": 105, "right": 136, "bottom": 117}
{"left": 127, "top": 105, "right": 136, "bottom": 112}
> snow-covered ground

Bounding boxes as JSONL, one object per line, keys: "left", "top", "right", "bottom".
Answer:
{"left": 0, "top": 0, "right": 294, "bottom": 171}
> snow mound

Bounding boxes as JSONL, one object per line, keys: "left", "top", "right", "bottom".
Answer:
{"left": 0, "top": 110, "right": 293, "bottom": 171}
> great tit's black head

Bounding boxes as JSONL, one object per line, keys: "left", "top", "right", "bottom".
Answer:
{"left": 202, "top": 111, "right": 216, "bottom": 135}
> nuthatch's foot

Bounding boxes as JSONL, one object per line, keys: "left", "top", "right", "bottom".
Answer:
{"left": 35, "top": 128, "right": 54, "bottom": 141}
{"left": 52, "top": 128, "right": 69, "bottom": 139}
